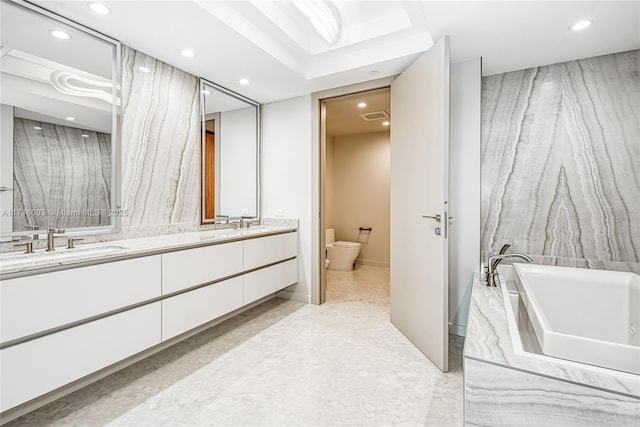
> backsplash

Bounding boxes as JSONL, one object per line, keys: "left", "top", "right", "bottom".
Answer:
{"left": 481, "top": 49, "right": 639, "bottom": 272}
{"left": 120, "top": 47, "right": 200, "bottom": 228}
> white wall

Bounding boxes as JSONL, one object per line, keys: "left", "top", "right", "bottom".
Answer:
{"left": 1, "top": 104, "right": 14, "bottom": 239}
{"left": 219, "top": 107, "right": 258, "bottom": 216}
{"left": 328, "top": 131, "right": 390, "bottom": 266}
{"left": 261, "top": 95, "right": 313, "bottom": 302}
{"left": 449, "top": 58, "right": 481, "bottom": 336}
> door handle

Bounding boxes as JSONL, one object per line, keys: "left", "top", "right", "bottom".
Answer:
{"left": 0, "top": 186, "right": 12, "bottom": 192}
{"left": 422, "top": 214, "right": 441, "bottom": 222}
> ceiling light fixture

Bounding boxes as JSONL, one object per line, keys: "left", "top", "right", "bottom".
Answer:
{"left": 181, "top": 49, "right": 196, "bottom": 58}
{"left": 357, "top": 102, "right": 367, "bottom": 108}
{"left": 88, "top": 2, "right": 110, "bottom": 15}
{"left": 382, "top": 121, "right": 390, "bottom": 126}
{"left": 138, "top": 66, "right": 151, "bottom": 73}
{"left": 292, "top": 0, "right": 341, "bottom": 45}
{"left": 81, "top": 134, "right": 90, "bottom": 138}
{"left": 33, "top": 126, "right": 42, "bottom": 130}
{"left": 50, "top": 30, "right": 71, "bottom": 40}
{"left": 65, "top": 116, "right": 76, "bottom": 121}
{"left": 571, "top": 20, "right": 592, "bottom": 31}
{"left": 238, "top": 78, "right": 250, "bottom": 85}
{"left": 369, "top": 70, "right": 379, "bottom": 77}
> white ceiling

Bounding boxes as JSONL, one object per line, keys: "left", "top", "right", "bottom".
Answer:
{"left": 325, "top": 88, "right": 390, "bottom": 137}
{"left": 31, "top": 1, "right": 640, "bottom": 104}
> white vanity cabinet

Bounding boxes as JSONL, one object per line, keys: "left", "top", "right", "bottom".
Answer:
{"left": 1, "top": 303, "right": 161, "bottom": 412}
{"left": 0, "top": 229, "right": 298, "bottom": 415}
{"left": 1, "top": 255, "right": 161, "bottom": 344}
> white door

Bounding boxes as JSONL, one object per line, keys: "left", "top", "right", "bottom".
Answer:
{"left": 390, "top": 37, "right": 450, "bottom": 372}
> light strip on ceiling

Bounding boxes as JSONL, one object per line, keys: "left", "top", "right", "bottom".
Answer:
{"left": 291, "top": 0, "right": 341, "bottom": 45}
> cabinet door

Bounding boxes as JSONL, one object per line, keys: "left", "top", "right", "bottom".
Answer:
{"left": 243, "top": 232, "right": 298, "bottom": 270}
{"left": 161, "top": 277, "right": 243, "bottom": 341}
{"left": 162, "top": 242, "right": 243, "bottom": 294}
{"left": 243, "top": 259, "right": 298, "bottom": 305}
{"left": 1, "top": 256, "right": 161, "bottom": 344}
{"left": 0, "top": 303, "right": 161, "bottom": 412}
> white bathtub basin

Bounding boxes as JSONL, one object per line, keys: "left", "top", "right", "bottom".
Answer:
{"left": 512, "top": 263, "right": 640, "bottom": 375}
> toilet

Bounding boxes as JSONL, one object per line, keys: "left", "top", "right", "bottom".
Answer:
{"left": 325, "top": 228, "right": 361, "bottom": 271}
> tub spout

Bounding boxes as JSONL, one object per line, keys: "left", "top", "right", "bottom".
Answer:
{"left": 485, "top": 253, "right": 533, "bottom": 286}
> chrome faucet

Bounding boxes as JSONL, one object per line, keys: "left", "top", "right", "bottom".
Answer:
{"left": 485, "top": 252, "right": 533, "bottom": 286}
{"left": 240, "top": 216, "right": 258, "bottom": 229}
{"left": 46, "top": 228, "right": 65, "bottom": 252}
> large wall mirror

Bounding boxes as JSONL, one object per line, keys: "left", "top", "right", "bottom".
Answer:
{"left": 200, "top": 79, "right": 259, "bottom": 223}
{"left": 0, "top": 0, "right": 121, "bottom": 239}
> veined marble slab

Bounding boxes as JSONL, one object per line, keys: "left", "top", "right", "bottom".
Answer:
{"left": 482, "top": 49, "right": 640, "bottom": 264}
{"left": 464, "top": 273, "right": 640, "bottom": 398}
{"left": 120, "top": 47, "right": 200, "bottom": 228}
{"left": 0, "top": 225, "right": 297, "bottom": 277}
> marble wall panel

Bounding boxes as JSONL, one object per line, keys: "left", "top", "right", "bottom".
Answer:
{"left": 481, "top": 49, "right": 640, "bottom": 266}
{"left": 120, "top": 47, "right": 200, "bottom": 228}
{"left": 13, "top": 118, "right": 111, "bottom": 230}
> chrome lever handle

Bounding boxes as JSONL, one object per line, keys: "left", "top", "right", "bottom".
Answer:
{"left": 422, "top": 214, "right": 441, "bottom": 222}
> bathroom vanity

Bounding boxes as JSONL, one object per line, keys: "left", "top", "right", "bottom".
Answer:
{"left": 0, "top": 225, "right": 298, "bottom": 417}
{"left": 464, "top": 266, "right": 640, "bottom": 426}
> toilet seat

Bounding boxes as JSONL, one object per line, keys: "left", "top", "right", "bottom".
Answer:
{"left": 334, "top": 241, "right": 361, "bottom": 248}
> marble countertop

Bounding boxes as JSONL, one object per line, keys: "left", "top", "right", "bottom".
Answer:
{"left": 465, "top": 270, "right": 640, "bottom": 398}
{"left": 0, "top": 225, "right": 297, "bottom": 278}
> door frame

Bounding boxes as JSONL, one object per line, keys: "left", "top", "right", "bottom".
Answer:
{"left": 311, "top": 77, "right": 395, "bottom": 305}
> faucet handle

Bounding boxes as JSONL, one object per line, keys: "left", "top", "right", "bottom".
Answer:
{"left": 67, "top": 238, "right": 84, "bottom": 249}
{"left": 48, "top": 228, "right": 66, "bottom": 234}
{"left": 14, "top": 242, "right": 35, "bottom": 254}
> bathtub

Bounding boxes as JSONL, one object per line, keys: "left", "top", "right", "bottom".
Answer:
{"left": 505, "top": 263, "right": 640, "bottom": 375}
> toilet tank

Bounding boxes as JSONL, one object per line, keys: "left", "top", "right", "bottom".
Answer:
{"left": 325, "top": 228, "right": 335, "bottom": 245}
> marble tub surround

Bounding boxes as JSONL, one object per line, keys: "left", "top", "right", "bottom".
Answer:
{"left": 481, "top": 49, "right": 640, "bottom": 266}
{"left": 0, "top": 225, "right": 296, "bottom": 277}
{"left": 12, "top": 118, "right": 112, "bottom": 231}
{"left": 465, "top": 271, "right": 640, "bottom": 402}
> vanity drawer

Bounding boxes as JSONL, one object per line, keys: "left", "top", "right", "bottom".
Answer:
{"left": 161, "top": 277, "right": 243, "bottom": 341}
{"left": 243, "top": 232, "right": 298, "bottom": 270}
{"left": 161, "top": 242, "right": 243, "bottom": 294}
{"left": 0, "top": 302, "right": 161, "bottom": 412}
{"left": 243, "top": 259, "right": 298, "bottom": 305}
{"left": 0, "top": 255, "right": 161, "bottom": 344}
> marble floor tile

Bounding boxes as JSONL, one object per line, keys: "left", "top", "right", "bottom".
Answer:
{"left": 6, "top": 265, "right": 464, "bottom": 427}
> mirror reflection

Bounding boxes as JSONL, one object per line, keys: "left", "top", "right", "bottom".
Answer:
{"left": 0, "top": 0, "right": 120, "bottom": 237}
{"left": 200, "top": 80, "right": 259, "bottom": 223}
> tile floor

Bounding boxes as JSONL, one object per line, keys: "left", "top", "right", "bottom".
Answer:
{"left": 6, "top": 265, "right": 464, "bottom": 426}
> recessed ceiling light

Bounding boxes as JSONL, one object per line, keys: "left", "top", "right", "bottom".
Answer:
{"left": 238, "top": 78, "right": 250, "bottom": 85}
{"left": 571, "top": 20, "right": 592, "bottom": 31}
{"left": 81, "top": 134, "right": 90, "bottom": 138}
{"left": 181, "top": 49, "right": 195, "bottom": 58}
{"left": 88, "top": 2, "right": 110, "bottom": 15}
{"left": 369, "top": 70, "right": 379, "bottom": 77}
{"left": 201, "top": 89, "right": 211, "bottom": 95}
{"left": 50, "top": 30, "right": 71, "bottom": 40}
{"left": 66, "top": 116, "right": 76, "bottom": 121}
{"left": 357, "top": 102, "right": 367, "bottom": 108}
{"left": 382, "top": 121, "right": 390, "bottom": 126}
{"left": 138, "top": 66, "right": 151, "bottom": 73}
{"left": 33, "top": 126, "right": 42, "bottom": 130}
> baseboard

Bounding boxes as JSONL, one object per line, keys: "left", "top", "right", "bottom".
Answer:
{"left": 275, "top": 289, "right": 311, "bottom": 304}
{"left": 355, "top": 259, "right": 390, "bottom": 268}
{"left": 449, "top": 323, "right": 466, "bottom": 337}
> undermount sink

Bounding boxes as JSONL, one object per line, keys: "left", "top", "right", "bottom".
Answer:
{"left": 0, "top": 245, "right": 128, "bottom": 268}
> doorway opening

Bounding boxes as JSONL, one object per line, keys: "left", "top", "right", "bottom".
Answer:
{"left": 320, "top": 87, "right": 391, "bottom": 304}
